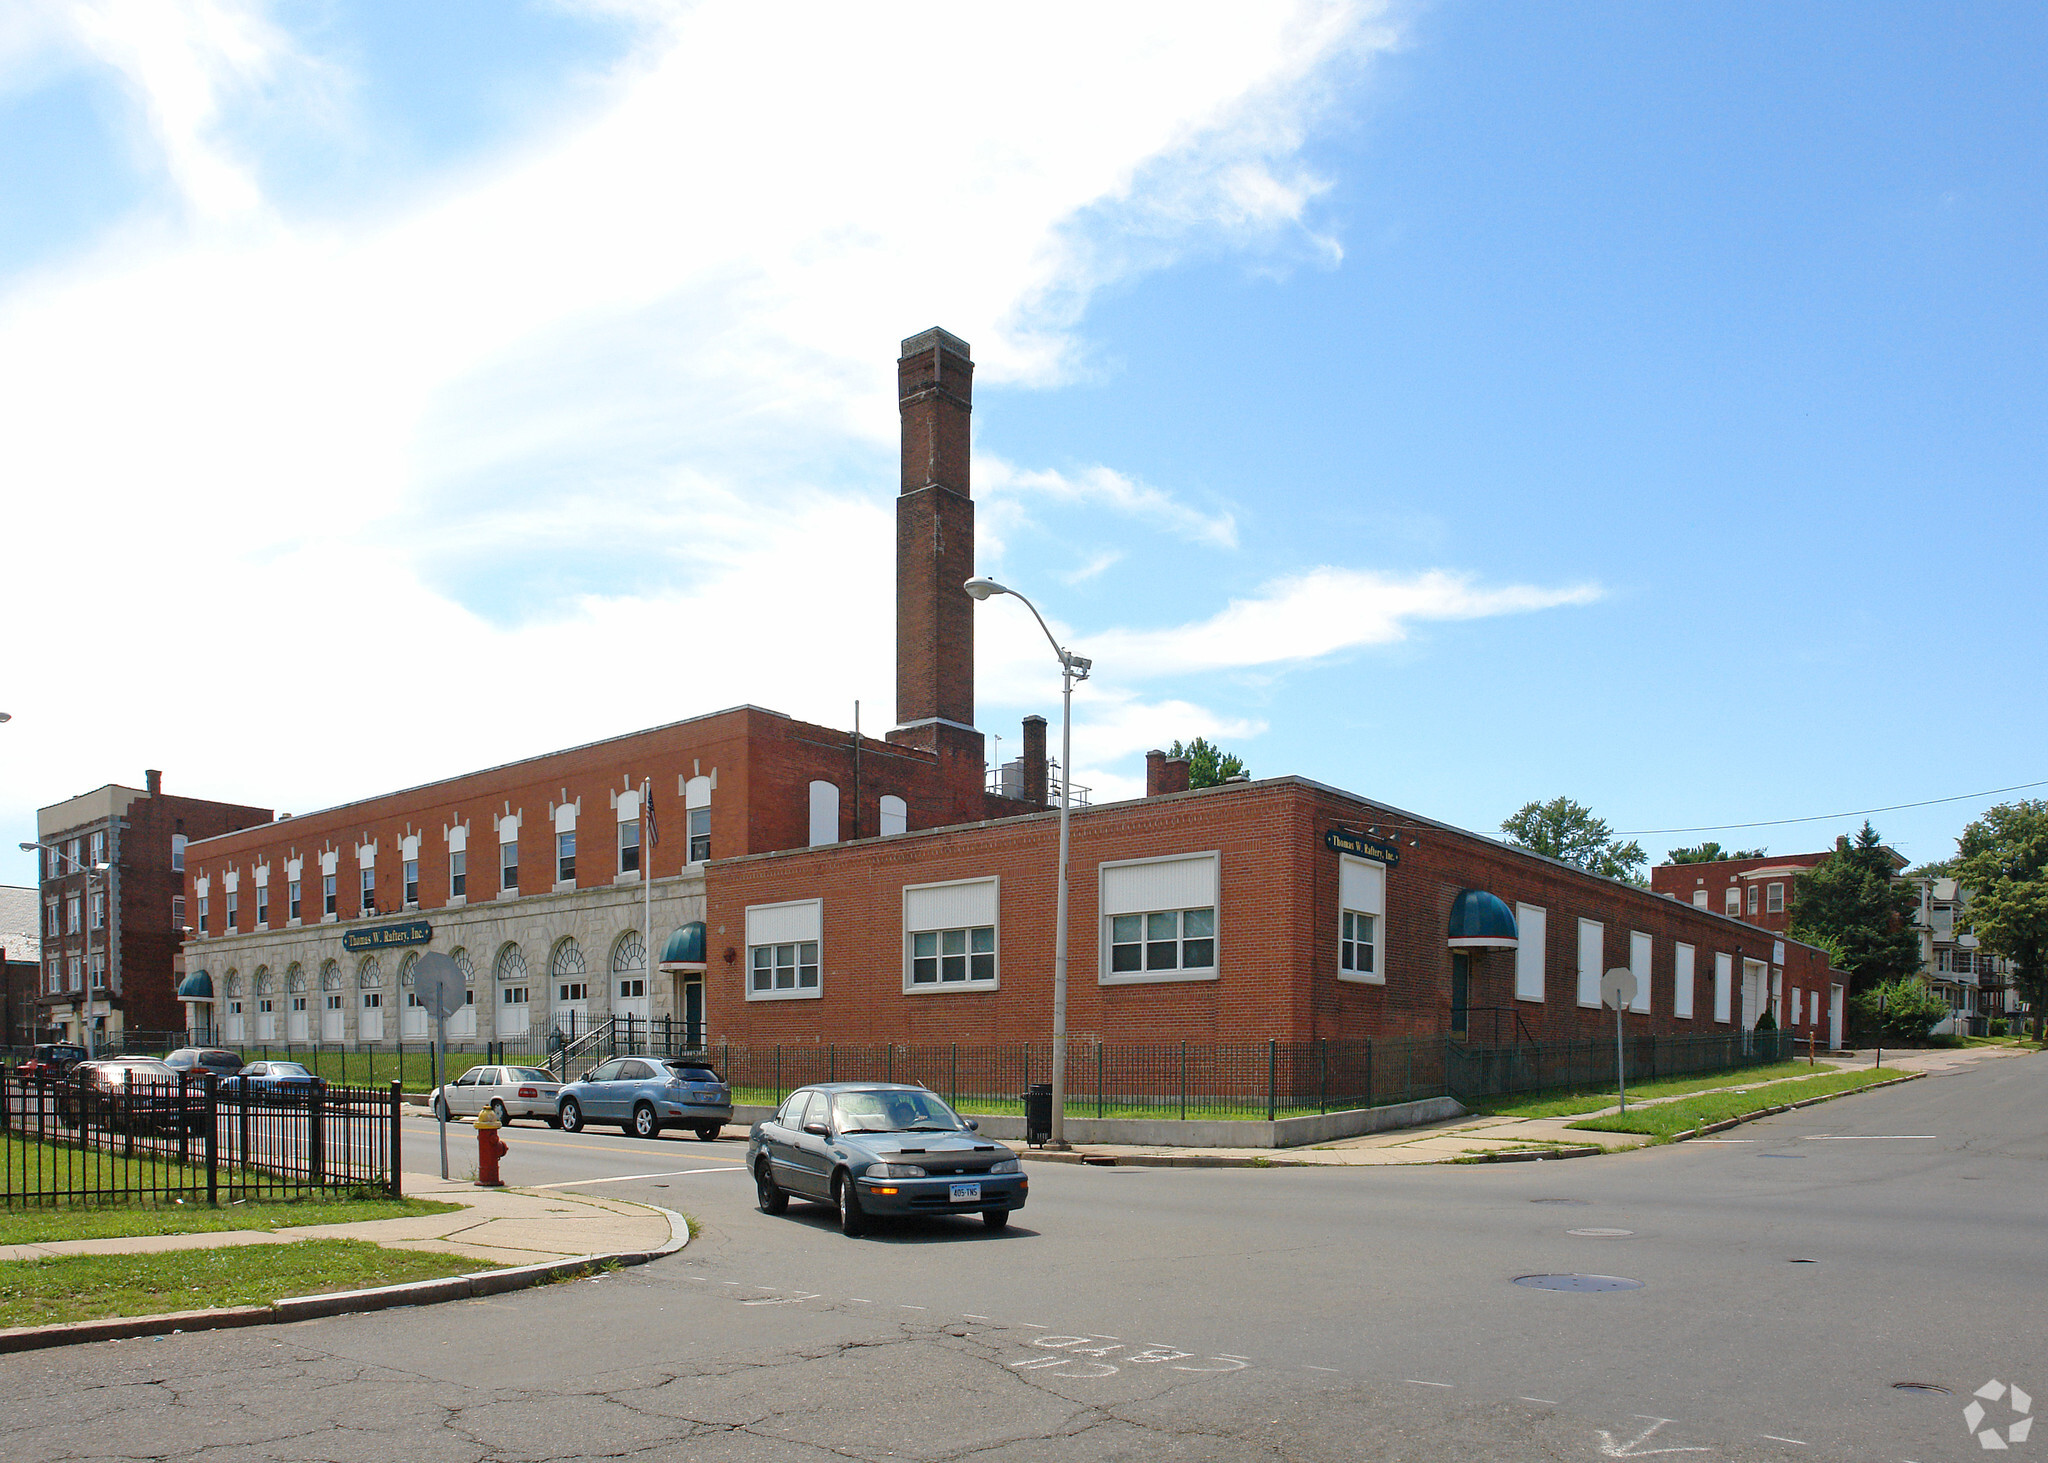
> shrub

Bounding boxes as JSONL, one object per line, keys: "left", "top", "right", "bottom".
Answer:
{"left": 1851, "top": 976, "right": 1949, "bottom": 1043}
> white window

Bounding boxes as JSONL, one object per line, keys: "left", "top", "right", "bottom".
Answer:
{"left": 195, "top": 894, "right": 208, "bottom": 934}
{"left": 686, "top": 776, "right": 712, "bottom": 862}
{"left": 256, "top": 884, "right": 269, "bottom": 926}
{"left": 322, "top": 874, "right": 337, "bottom": 917}
{"left": 449, "top": 851, "right": 466, "bottom": 899}
{"left": 1577, "top": 919, "right": 1604, "bottom": 1007}
{"left": 1514, "top": 902, "right": 1547, "bottom": 1002}
{"left": 1766, "top": 882, "right": 1784, "bottom": 915}
{"left": 556, "top": 832, "right": 575, "bottom": 883}
{"left": 403, "top": 860, "right": 420, "bottom": 905}
{"left": 362, "top": 991, "right": 382, "bottom": 1009}
{"left": 1629, "top": 931, "right": 1653, "bottom": 1014}
{"left": 46, "top": 846, "right": 60, "bottom": 879}
{"left": 1724, "top": 887, "right": 1740, "bottom": 916}
{"left": 90, "top": 952, "right": 106, "bottom": 990}
{"left": 746, "top": 899, "right": 823, "bottom": 1000}
{"left": 1792, "top": 988, "right": 1803, "bottom": 1024}
{"left": 68, "top": 955, "right": 82, "bottom": 991}
{"left": 558, "top": 981, "right": 588, "bottom": 1003}
{"left": 1100, "top": 852, "right": 1219, "bottom": 984}
{"left": 1691, "top": 890, "right": 1708, "bottom": 910}
{"left": 618, "top": 819, "right": 640, "bottom": 875}
{"left": 501, "top": 840, "right": 518, "bottom": 891}
{"left": 501, "top": 985, "right": 528, "bottom": 1006}
{"left": 1673, "top": 942, "right": 1695, "bottom": 1019}
{"left": 172, "top": 894, "right": 185, "bottom": 930}
{"left": 879, "top": 795, "right": 908, "bottom": 837}
{"left": 1714, "top": 951, "right": 1734, "bottom": 1023}
{"left": 225, "top": 891, "right": 238, "bottom": 930}
{"left": 359, "top": 867, "right": 375, "bottom": 914}
{"left": 808, "top": 781, "right": 840, "bottom": 847}
{"left": 619, "top": 977, "right": 645, "bottom": 999}
{"left": 1338, "top": 856, "right": 1384, "bottom": 984}
{"left": 44, "top": 901, "right": 57, "bottom": 936}
{"left": 904, "top": 877, "right": 998, "bottom": 991}
{"left": 90, "top": 891, "right": 106, "bottom": 930}
{"left": 66, "top": 895, "right": 81, "bottom": 933}
{"left": 1747, "top": 884, "right": 1759, "bottom": 916}
{"left": 89, "top": 831, "right": 106, "bottom": 864}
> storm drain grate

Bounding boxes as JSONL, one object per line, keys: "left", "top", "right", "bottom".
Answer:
{"left": 1514, "top": 1274, "right": 1644, "bottom": 1293}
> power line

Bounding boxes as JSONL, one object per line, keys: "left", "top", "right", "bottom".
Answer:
{"left": 1615, "top": 778, "right": 2048, "bottom": 837}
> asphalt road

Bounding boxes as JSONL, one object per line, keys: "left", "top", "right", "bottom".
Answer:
{"left": 7, "top": 1054, "right": 2041, "bottom": 1462}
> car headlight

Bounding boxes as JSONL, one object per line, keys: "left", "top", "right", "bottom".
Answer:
{"left": 865, "top": 1162, "right": 928, "bottom": 1179}
{"left": 988, "top": 1159, "right": 1021, "bottom": 1175}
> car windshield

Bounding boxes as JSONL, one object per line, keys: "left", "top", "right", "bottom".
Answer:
{"left": 666, "top": 1065, "right": 721, "bottom": 1083}
{"left": 266, "top": 1063, "right": 312, "bottom": 1077}
{"left": 506, "top": 1067, "right": 553, "bottom": 1082}
{"left": 832, "top": 1089, "right": 963, "bottom": 1133}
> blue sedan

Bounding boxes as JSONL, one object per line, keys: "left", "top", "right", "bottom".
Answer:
{"left": 557, "top": 1057, "right": 733, "bottom": 1140}
{"left": 218, "top": 1060, "right": 326, "bottom": 1095}
{"left": 747, "top": 1082, "right": 1027, "bottom": 1236}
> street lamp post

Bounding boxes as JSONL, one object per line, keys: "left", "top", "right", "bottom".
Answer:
{"left": 22, "top": 841, "right": 112, "bottom": 1056}
{"left": 963, "top": 577, "right": 1090, "bottom": 1151}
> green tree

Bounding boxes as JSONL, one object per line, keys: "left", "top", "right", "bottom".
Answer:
{"left": 1851, "top": 975, "right": 1949, "bottom": 1043}
{"left": 1166, "top": 738, "right": 1248, "bottom": 790}
{"left": 1501, "top": 797, "right": 1647, "bottom": 882}
{"left": 1664, "top": 842, "right": 1768, "bottom": 864}
{"left": 1954, "top": 799, "right": 2048, "bottom": 1023}
{"left": 1787, "top": 821, "right": 1919, "bottom": 991}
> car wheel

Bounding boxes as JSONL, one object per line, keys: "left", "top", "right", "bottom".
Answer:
{"left": 982, "top": 1209, "right": 1011, "bottom": 1231}
{"left": 558, "top": 1098, "right": 583, "bottom": 1133}
{"left": 835, "top": 1174, "right": 868, "bottom": 1237}
{"left": 631, "top": 1103, "right": 660, "bottom": 1140}
{"left": 434, "top": 1096, "right": 451, "bottom": 1122}
{"left": 491, "top": 1099, "right": 510, "bottom": 1127}
{"left": 695, "top": 1124, "right": 721, "bottom": 1142}
{"left": 756, "top": 1158, "right": 789, "bottom": 1215}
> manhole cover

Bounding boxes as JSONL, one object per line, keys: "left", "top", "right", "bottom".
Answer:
{"left": 1567, "top": 1228, "right": 1634, "bottom": 1237}
{"left": 1529, "top": 1198, "right": 1590, "bottom": 1205}
{"left": 1514, "top": 1274, "right": 1644, "bottom": 1292}
{"left": 1893, "top": 1383, "right": 1952, "bottom": 1395}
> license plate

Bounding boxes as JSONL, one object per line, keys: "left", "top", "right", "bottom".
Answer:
{"left": 949, "top": 1182, "right": 982, "bottom": 1203}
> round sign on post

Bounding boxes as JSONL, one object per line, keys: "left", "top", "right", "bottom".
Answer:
{"left": 1601, "top": 966, "right": 1638, "bottom": 1012}
{"left": 413, "top": 952, "right": 464, "bottom": 1019}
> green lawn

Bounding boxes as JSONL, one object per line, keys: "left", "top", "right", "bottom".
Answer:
{"left": 1567, "top": 1067, "right": 1900, "bottom": 1140}
{"left": 1460, "top": 1060, "right": 1842, "bottom": 1120}
{"left": 1, "top": 1133, "right": 391, "bottom": 1206}
{"left": 0, "top": 1239, "right": 492, "bottom": 1328}
{"left": 0, "top": 1195, "right": 460, "bottom": 1247}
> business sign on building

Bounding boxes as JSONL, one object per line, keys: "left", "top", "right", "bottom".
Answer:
{"left": 342, "top": 919, "right": 433, "bottom": 952}
{"left": 1325, "top": 827, "right": 1401, "bottom": 867}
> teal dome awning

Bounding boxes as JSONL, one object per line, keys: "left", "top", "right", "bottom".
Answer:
{"left": 177, "top": 969, "right": 214, "bottom": 1001}
{"left": 660, "top": 921, "right": 707, "bottom": 966}
{"left": 1447, "top": 890, "right": 1518, "bottom": 949}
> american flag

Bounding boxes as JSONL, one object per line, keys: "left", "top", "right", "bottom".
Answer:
{"left": 643, "top": 779, "right": 659, "bottom": 847}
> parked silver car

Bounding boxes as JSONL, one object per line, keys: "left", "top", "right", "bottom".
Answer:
{"left": 429, "top": 1065, "right": 564, "bottom": 1126}
{"left": 557, "top": 1057, "right": 732, "bottom": 1140}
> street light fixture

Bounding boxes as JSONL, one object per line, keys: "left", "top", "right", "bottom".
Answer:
{"left": 24, "top": 840, "right": 113, "bottom": 1056}
{"left": 963, "top": 575, "right": 1091, "bottom": 1151}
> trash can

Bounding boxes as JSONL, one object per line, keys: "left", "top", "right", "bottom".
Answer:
{"left": 1023, "top": 1083, "right": 1052, "bottom": 1147}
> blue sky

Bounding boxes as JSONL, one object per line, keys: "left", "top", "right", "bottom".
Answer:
{"left": 4, "top": 1, "right": 2043, "bottom": 888}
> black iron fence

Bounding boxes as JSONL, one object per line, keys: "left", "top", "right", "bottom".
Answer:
{"left": 2, "top": 1068, "right": 400, "bottom": 1207}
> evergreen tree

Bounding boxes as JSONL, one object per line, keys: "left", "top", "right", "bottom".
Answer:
{"left": 1166, "top": 738, "right": 1248, "bottom": 790}
{"left": 1787, "top": 820, "right": 1919, "bottom": 991}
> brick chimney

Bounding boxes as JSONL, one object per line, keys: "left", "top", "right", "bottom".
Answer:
{"left": 1145, "top": 750, "right": 1168, "bottom": 797}
{"left": 889, "top": 328, "right": 986, "bottom": 820}
{"left": 1162, "top": 756, "right": 1191, "bottom": 795}
{"left": 145, "top": 769, "right": 162, "bottom": 796}
{"left": 1021, "top": 716, "right": 1048, "bottom": 806}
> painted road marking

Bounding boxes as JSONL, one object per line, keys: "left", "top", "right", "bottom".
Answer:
{"left": 1405, "top": 1380, "right": 1453, "bottom": 1388}
{"left": 1596, "top": 1419, "right": 1710, "bottom": 1457}
{"left": 1306, "top": 1366, "right": 1340, "bottom": 1373}
{"left": 1802, "top": 1134, "right": 1935, "bottom": 1141}
{"left": 532, "top": 1165, "right": 743, "bottom": 1188}
{"left": 741, "top": 1291, "right": 819, "bottom": 1307}
{"left": 1760, "top": 1435, "right": 1808, "bottom": 1445}
{"left": 1521, "top": 1397, "right": 1559, "bottom": 1405}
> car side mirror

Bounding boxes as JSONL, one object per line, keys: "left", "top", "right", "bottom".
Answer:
{"left": 964, "top": 1118, "right": 979, "bottom": 1131}
{"left": 803, "top": 1122, "right": 831, "bottom": 1138}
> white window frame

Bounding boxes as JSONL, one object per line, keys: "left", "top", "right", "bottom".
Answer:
{"left": 878, "top": 794, "right": 908, "bottom": 838}
{"left": 1673, "top": 942, "right": 1695, "bottom": 1019}
{"left": 1724, "top": 887, "right": 1740, "bottom": 916}
{"left": 171, "top": 834, "right": 186, "bottom": 872}
{"left": 618, "top": 818, "right": 641, "bottom": 876}
{"left": 1747, "top": 884, "right": 1759, "bottom": 916}
{"left": 1577, "top": 918, "right": 1604, "bottom": 1008}
{"left": 745, "top": 898, "right": 824, "bottom": 1002}
{"left": 1714, "top": 951, "right": 1734, "bottom": 1024}
{"left": 403, "top": 859, "right": 420, "bottom": 906}
{"left": 1099, "top": 851, "right": 1220, "bottom": 986}
{"left": 1691, "top": 890, "right": 1708, "bottom": 910}
{"left": 1766, "top": 882, "right": 1785, "bottom": 915}
{"left": 449, "top": 851, "right": 466, "bottom": 901}
{"left": 255, "top": 884, "right": 269, "bottom": 928}
{"left": 1337, "top": 856, "right": 1384, "bottom": 985}
{"left": 1514, "top": 903, "right": 1547, "bottom": 1003}
{"left": 686, "top": 775, "right": 712, "bottom": 863}
{"left": 902, "top": 876, "right": 1000, "bottom": 994}
{"left": 1629, "top": 931, "right": 1653, "bottom": 1014}
{"left": 556, "top": 831, "right": 575, "bottom": 886}
{"left": 808, "top": 781, "right": 840, "bottom": 847}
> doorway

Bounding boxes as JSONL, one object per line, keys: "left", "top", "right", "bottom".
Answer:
{"left": 1450, "top": 954, "right": 1470, "bottom": 1036}
{"left": 684, "top": 977, "right": 705, "bottom": 1049}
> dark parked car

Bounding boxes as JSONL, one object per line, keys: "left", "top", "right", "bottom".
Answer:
{"left": 218, "top": 1060, "right": 326, "bottom": 1096}
{"left": 558, "top": 1057, "right": 732, "bottom": 1141}
{"left": 19, "top": 1042, "right": 88, "bottom": 1086}
{"left": 163, "top": 1047, "right": 244, "bottom": 1081}
{"left": 747, "top": 1082, "right": 1026, "bottom": 1236}
{"left": 64, "top": 1057, "right": 200, "bottom": 1134}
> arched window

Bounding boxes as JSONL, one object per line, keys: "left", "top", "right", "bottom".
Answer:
{"left": 224, "top": 970, "right": 242, "bottom": 999}
{"left": 285, "top": 963, "right": 306, "bottom": 994}
{"left": 610, "top": 930, "right": 645, "bottom": 975}
{"left": 494, "top": 943, "right": 528, "bottom": 983}
{"left": 357, "top": 955, "right": 382, "bottom": 989}
{"left": 397, "top": 951, "right": 419, "bottom": 988}
{"left": 451, "top": 947, "right": 475, "bottom": 985}
{"left": 879, "top": 794, "right": 908, "bottom": 837}
{"left": 254, "top": 966, "right": 272, "bottom": 997}
{"left": 320, "top": 960, "right": 342, "bottom": 992}
{"left": 550, "top": 938, "right": 585, "bottom": 980}
{"left": 808, "top": 781, "right": 840, "bottom": 846}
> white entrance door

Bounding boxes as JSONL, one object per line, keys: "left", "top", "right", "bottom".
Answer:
{"left": 360, "top": 993, "right": 385, "bottom": 1042}
{"left": 614, "top": 976, "right": 649, "bottom": 1028}
{"left": 448, "top": 990, "right": 477, "bottom": 1040}
{"left": 1741, "top": 960, "right": 1765, "bottom": 1030}
{"left": 288, "top": 998, "right": 309, "bottom": 1042}
{"left": 401, "top": 991, "right": 429, "bottom": 1039}
{"left": 1829, "top": 984, "right": 1845, "bottom": 1049}
{"left": 257, "top": 1002, "right": 276, "bottom": 1041}
{"left": 321, "top": 994, "right": 343, "bottom": 1041}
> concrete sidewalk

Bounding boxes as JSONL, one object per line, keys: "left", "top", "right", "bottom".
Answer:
{"left": 1022, "top": 1044, "right": 2036, "bottom": 1169}
{"left": 0, "top": 1171, "right": 673, "bottom": 1266}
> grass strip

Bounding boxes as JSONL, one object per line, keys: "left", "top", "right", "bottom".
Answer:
{"left": 0, "top": 1196, "right": 462, "bottom": 1247}
{"left": 0, "top": 1238, "right": 493, "bottom": 1328}
{"left": 1460, "top": 1060, "right": 1839, "bottom": 1120}
{"left": 1567, "top": 1067, "right": 1900, "bottom": 1140}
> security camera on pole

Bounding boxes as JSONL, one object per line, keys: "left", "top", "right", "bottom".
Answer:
{"left": 1601, "top": 966, "right": 1638, "bottom": 1112}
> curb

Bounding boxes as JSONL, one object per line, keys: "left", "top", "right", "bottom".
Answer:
{"left": 0, "top": 1204, "right": 689, "bottom": 1355}
{"left": 1465, "top": 1144, "right": 1606, "bottom": 1164}
{"left": 1665, "top": 1071, "right": 1925, "bottom": 1144}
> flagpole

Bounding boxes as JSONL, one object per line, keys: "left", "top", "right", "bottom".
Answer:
{"left": 643, "top": 777, "right": 654, "bottom": 1053}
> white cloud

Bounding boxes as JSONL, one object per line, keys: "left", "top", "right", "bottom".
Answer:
{"left": 2, "top": 2, "right": 1401, "bottom": 862}
{"left": 978, "top": 457, "right": 1239, "bottom": 556}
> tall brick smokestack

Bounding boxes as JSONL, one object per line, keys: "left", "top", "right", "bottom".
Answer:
{"left": 893, "top": 328, "right": 977, "bottom": 744}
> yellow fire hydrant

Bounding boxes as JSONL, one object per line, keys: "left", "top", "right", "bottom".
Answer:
{"left": 473, "top": 1107, "right": 509, "bottom": 1188}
